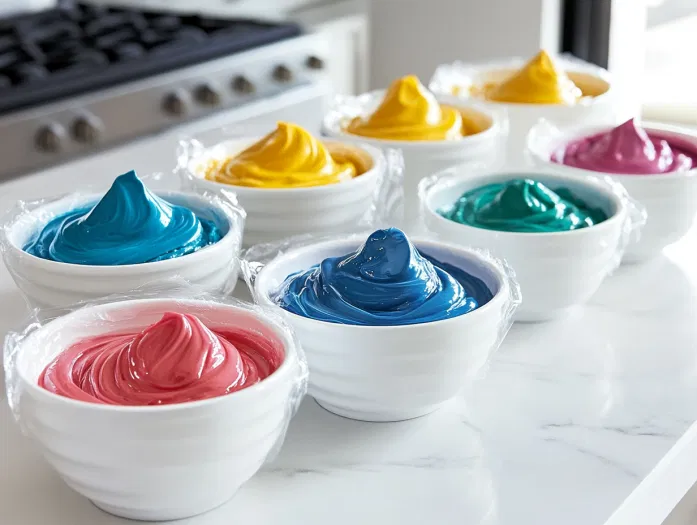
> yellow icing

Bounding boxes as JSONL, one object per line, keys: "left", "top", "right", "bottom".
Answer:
{"left": 346, "top": 75, "right": 479, "bottom": 141}
{"left": 203, "top": 122, "right": 361, "bottom": 188}
{"left": 484, "top": 50, "right": 582, "bottom": 105}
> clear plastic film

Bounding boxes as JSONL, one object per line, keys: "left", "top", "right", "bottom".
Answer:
{"left": 0, "top": 173, "right": 245, "bottom": 311}
{"left": 240, "top": 228, "right": 521, "bottom": 422}
{"left": 429, "top": 55, "right": 619, "bottom": 164}
{"left": 321, "top": 90, "right": 509, "bottom": 234}
{"left": 526, "top": 119, "right": 648, "bottom": 252}
{"left": 321, "top": 89, "right": 510, "bottom": 159}
{"left": 417, "top": 165, "right": 646, "bottom": 323}
{"left": 3, "top": 280, "right": 308, "bottom": 521}
{"left": 428, "top": 54, "right": 613, "bottom": 105}
{"left": 527, "top": 118, "right": 697, "bottom": 263}
{"left": 174, "top": 120, "right": 405, "bottom": 247}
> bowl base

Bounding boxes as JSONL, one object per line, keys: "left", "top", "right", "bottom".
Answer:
{"left": 315, "top": 398, "right": 446, "bottom": 422}
{"left": 91, "top": 494, "right": 233, "bottom": 522}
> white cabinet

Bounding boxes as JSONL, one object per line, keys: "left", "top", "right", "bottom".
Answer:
{"left": 292, "top": 0, "right": 369, "bottom": 96}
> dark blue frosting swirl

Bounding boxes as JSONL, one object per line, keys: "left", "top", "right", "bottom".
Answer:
{"left": 24, "top": 170, "right": 222, "bottom": 265}
{"left": 273, "top": 228, "right": 492, "bottom": 326}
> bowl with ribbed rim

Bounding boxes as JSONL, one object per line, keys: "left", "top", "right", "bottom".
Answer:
{"left": 10, "top": 298, "right": 303, "bottom": 521}
{"left": 253, "top": 236, "right": 518, "bottom": 422}
{"left": 182, "top": 138, "right": 385, "bottom": 247}
{"left": 420, "top": 168, "right": 631, "bottom": 322}
{"left": 527, "top": 120, "right": 697, "bottom": 263}
{"left": 2, "top": 191, "right": 243, "bottom": 308}
{"left": 322, "top": 92, "right": 508, "bottom": 233}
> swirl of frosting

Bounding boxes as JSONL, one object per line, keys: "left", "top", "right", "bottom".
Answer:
{"left": 39, "top": 312, "right": 284, "bottom": 406}
{"left": 202, "top": 122, "right": 361, "bottom": 188}
{"left": 552, "top": 119, "right": 697, "bottom": 174}
{"left": 483, "top": 50, "right": 582, "bottom": 105}
{"left": 272, "top": 228, "right": 492, "bottom": 326}
{"left": 24, "top": 170, "right": 221, "bottom": 265}
{"left": 439, "top": 179, "right": 608, "bottom": 233}
{"left": 345, "top": 75, "right": 474, "bottom": 141}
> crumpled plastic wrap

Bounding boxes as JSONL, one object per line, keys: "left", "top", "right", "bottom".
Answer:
{"left": 417, "top": 165, "right": 646, "bottom": 322}
{"left": 175, "top": 122, "right": 405, "bottom": 246}
{"left": 527, "top": 118, "right": 696, "bottom": 263}
{"left": 429, "top": 54, "right": 622, "bottom": 164}
{"left": 320, "top": 91, "right": 509, "bottom": 233}
{"left": 0, "top": 173, "right": 245, "bottom": 310}
{"left": 240, "top": 228, "right": 521, "bottom": 422}
{"left": 3, "top": 282, "right": 308, "bottom": 521}
{"left": 429, "top": 53, "right": 613, "bottom": 104}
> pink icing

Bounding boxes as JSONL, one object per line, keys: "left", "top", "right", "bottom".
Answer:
{"left": 552, "top": 119, "right": 697, "bottom": 175}
{"left": 39, "top": 312, "right": 285, "bottom": 406}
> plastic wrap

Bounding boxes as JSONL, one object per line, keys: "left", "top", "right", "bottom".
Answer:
{"left": 429, "top": 55, "right": 623, "bottom": 165}
{"left": 241, "top": 228, "right": 521, "bottom": 422}
{"left": 429, "top": 54, "right": 613, "bottom": 103}
{"left": 3, "top": 282, "right": 308, "bottom": 521}
{"left": 527, "top": 118, "right": 697, "bottom": 263}
{"left": 0, "top": 174, "right": 245, "bottom": 311}
{"left": 418, "top": 165, "right": 646, "bottom": 322}
{"left": 321, "top": 90, "right": 509, "bottom": 233}
{"left": 175, "top": 121, "right": 405, "bottom": 246}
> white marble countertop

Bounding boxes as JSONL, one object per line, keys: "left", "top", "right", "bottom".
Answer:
{"left": 1, "top": 149, "right": 697, "bottom": 525}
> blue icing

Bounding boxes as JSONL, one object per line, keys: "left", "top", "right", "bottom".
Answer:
{"left": 273, "top": 228, "right": 492, "bottom": 326}
{"left": 24, "top": 170, "right": 222, "bottom": 265}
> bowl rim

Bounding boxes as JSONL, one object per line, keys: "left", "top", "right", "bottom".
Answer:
{"left": 433, "top": 57, "right": 613, "bottom": 108}
{"left": 254, "top": 235, "right": 511, "bottom": 331}
{"left": 421, "top": 169, "right": 627, "bottom": 238}
{"left": 527, "top": 121, "right": 697, "bottom": 180}
{"left": 322, "top": 91, "right": 505, "bottom": 149}
{"left": 5, "top": 190, "right": 241, "bottom": 274}
{"left": 16, "top": 298, "right": 299, "bottom": 412}
{"left": 184, "top": 138, "right": 385, "bottom": 196}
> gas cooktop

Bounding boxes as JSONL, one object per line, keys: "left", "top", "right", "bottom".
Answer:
{"left": 0, "top": 1, "right": 302, "bottom": 115}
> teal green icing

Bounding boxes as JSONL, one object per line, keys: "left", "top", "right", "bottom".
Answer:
{"left": 438, "top": 178, "right": 608, "bottom": 233}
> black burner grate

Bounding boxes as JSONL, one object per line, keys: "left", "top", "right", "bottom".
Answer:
{"left": 0, "top": 2, "right": 302, "bottom": 115}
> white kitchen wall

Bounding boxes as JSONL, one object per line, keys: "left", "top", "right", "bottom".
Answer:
{"left": 368, "top": 0, "right": 562, "bottom": 88}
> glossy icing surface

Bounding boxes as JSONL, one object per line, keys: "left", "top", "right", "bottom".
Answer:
{"left": 202, "top": 122, "right": 363, "bottom": 188}
{"left": 273, "top": 228, "right": 492, "bottom": 326}
{"left": 439, "top": 178, "right": 608, "bottom": 233}
{"left": 24, "top": 171, "right": 221, "bottom": 265}
{"left": 346, "top": 76, "right": 487, "bottom": 141}
{"left": 552, "top": 119, "right": 697, "bottom": 175}
{"left": 39, "top": 312, "right": 284, "bottom": 406}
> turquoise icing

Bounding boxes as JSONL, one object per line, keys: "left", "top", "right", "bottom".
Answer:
{"left": 24, "top": 170, "right": 222, "bottom": 265}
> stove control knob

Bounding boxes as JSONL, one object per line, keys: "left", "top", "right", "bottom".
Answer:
{"left": 162, "top": 92, "right": 188, "bottom": 116}
{"left": 306, "top": 56, "right": 325, "bottom": 70}
{"left": 194, "top": 84, "right": 221, "bottom": 107}
{"left": 35, "top": 124, "right": 64, "bottom": 153}
{"left": 72, "top": 116, "right": 102, "bottom": 144}
{"left": 273, "top": 65, "right": 293, "bottom": 83}
{"left": 232, "top": 76, "right": 255, "bottom": 94}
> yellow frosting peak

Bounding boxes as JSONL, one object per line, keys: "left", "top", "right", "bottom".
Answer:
{"left": 345, "top": 75, "right": 468, "bottom": 141}
{"left": 203, "top": 122, "right": 359, "bottom": 188}
{"left": 485, "top": 50, "right": 582, "bottom": 105}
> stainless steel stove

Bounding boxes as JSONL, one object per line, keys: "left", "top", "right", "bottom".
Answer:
{"left": 0, "top": 1, "right": 330, "bottom": 180}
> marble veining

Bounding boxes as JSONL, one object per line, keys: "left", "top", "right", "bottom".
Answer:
{"left": 1, "top": 162, "right": 697, "bottom": 525}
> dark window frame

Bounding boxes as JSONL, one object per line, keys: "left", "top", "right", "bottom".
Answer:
{"left": 561, "top": 0, "right": 612, "bottom": 68}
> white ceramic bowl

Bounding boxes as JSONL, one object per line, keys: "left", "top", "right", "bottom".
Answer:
{"left": 12, "top": 298, "right": 302, "bottom": 521}
{"left": 430, "top": 57, "right": 622, "bottom": 165}
{"left": 254, "top": 236, "right": 517, "bottom": 422}
{"left": 183, "top": 138, "right": 384, "bottom": 246}
{"left": 420, "top": 169, "right": 628, "bottom": 322}
{"left": 527, "top": 121, "right": 697, "bottom": 263}
{"left": 3, "top": 191, "right": 243, "bottom": 308}
{"left": 322, "top": 92, "right": 507, "bottom": 233}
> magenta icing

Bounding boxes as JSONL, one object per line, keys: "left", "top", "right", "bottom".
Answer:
{"left": 552, "top": 119, "right": 697, "bottom": 175}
